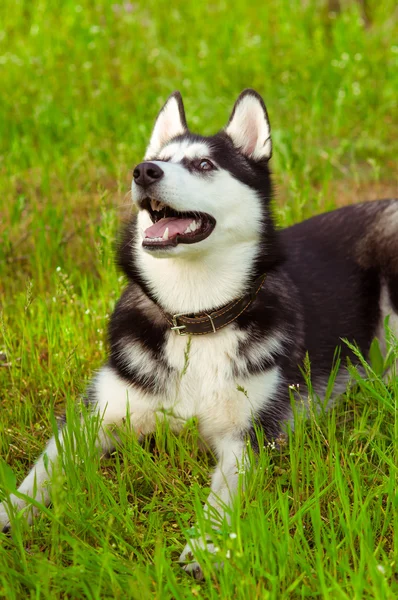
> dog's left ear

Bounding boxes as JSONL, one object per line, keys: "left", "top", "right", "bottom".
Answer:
{"left": 145, "top": 91, "right": 188, "bottom": 158}
{"left": 225, "top": 90, "right": 272, "bottom": 161}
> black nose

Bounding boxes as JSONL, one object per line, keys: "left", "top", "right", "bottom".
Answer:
{"left": 133, "top": 162, "right": 164, "bottom": 187}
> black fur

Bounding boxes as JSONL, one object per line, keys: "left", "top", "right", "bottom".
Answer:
{"left": 113, "top": 117, "right": 398, "bottom": 443}
{"left": 111, "top": 194, "right": 398, "bottom": 441}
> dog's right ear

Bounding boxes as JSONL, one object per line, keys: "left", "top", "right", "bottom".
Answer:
{"left": 144, "top": 92, "right": 188, "bottom": 159}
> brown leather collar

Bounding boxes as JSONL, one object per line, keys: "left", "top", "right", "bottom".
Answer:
{"left": 163, "top": 273, "right": 267, "bottom": 336}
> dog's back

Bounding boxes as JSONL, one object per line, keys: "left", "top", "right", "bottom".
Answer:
{"left": 278, "top": 199, "right": 398, "bottom": 382}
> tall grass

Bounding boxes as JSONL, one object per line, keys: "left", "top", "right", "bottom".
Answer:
{"left": 0, "top": 0, "right": 397, "bottom": 597}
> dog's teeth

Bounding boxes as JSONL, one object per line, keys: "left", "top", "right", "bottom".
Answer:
{"left": 163, "top": 227, "right": 169, "bottom": 241}
{"left": 150, "top": 199, "right": 165, "bottom": 212}
{"left": 183, "top": 221, "right": 199, "bottom": 234}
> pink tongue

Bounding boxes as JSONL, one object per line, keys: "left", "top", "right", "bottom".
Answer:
{"left": 145, "top": 217, "right": 194, "bottom": 239}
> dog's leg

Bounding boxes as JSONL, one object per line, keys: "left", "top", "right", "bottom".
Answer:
{"left": 179, "top": 437, "right": 246, "bottom": 579}
{"left": 0, "top": 425, "right": 116, "bottom": 532}
{"left": 0, "top": 431, "right": 58, "bottom": 531}
{"left": 0, "top": 430, "right": 65, "bottom": 531}
{"left": 0, "top": 364, "right": 148, "bottom": 532}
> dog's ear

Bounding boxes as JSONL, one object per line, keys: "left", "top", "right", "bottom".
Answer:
{"left": 145, "top": 92, "right": 188, "bottom": 158}
{"left": 225, "top": 90, "right": 272, "bottom": 161}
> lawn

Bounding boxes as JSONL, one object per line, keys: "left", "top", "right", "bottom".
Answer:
{"left": 0, "top": 0, "right": 397, "bottom": 597}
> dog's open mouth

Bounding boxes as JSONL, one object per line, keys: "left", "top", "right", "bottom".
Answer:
{"left": 140, "top": 198, "right": 216, "bottom": 248}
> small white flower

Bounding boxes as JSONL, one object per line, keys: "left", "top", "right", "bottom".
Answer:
{"left": 377, "top": 565, "right": 386, "bottom": 574}
{"left": 229, "top": 533, "right": 237, "bottom": 539}
{"left": 56, "top": 266, "right": 61, "bottom": 272}
{"left": 226, "top": 550, "right": 231, "bottom": 559}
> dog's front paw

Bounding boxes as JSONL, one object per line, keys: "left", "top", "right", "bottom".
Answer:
{"left": 0, "top": 502, "right": 12, "bottom": 533}
{"left": 179, "top": 537, "right": 221, "bottom": 580}
{"left": 181, "top": 560, "right": 205, "bottom": 581}
{"left": 0, "top": 495, "right": 31, "bottom": 533}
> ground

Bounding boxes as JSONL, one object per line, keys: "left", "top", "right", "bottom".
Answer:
{"left": 0, "top": 1, "right": 397, "bottom": 598}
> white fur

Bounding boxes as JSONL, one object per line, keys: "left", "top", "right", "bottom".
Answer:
{"left": 225, "top": 93, "right": 271, "bottom": 160}
{"left": 377, "top": 283, "right": 398, "bottom": 378}
{"left": 145, "top": 95, "right": 187, "bottom": 159}
{"left": 0, "top": 435, "right": 59, "bottom": 528}
{"left": 0, "top": 326, "right": 281, "bottom": 534}
{"left": 133, "top": 157, "right": 263, "bottom": 314}
{"left": 158, "top": 140, "right": 211, "bottom": 163}
{"left": 94, "top": 327, "right": 279, "bottom": 444}
{"left": 115, "top": 338, "right": 164, "bottom": 384}
{"left": 0, "top": 117, "right": 277, "bottom": 533}
{"left": 236, "top": 332, "right": 290, "bottom": 377}
{"left": 179, "top": 436, "right": 247, "bottom": 577}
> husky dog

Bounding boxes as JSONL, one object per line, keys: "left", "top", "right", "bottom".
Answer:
{"left": 1, "top": 90, "right": 397, "bottom": 579}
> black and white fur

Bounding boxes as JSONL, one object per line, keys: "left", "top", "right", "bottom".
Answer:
{"left": 1, "top": 90, "right": 397, "bottom": 579}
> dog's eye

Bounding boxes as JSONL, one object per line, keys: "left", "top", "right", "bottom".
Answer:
{"left": 195, "top": 159, "right": 214, "bottom": 171}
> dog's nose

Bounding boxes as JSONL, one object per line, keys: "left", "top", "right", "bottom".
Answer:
{"left": 133, "top": 162, "right": 164, "bottom": 187}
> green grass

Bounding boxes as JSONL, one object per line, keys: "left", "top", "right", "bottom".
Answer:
{"left": 0, "top": 0, "right": 398, "bottom": 597}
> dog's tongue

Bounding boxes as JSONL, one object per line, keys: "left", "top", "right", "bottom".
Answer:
{"left": 144, "top": 217, "right": 194, "bottom": 239}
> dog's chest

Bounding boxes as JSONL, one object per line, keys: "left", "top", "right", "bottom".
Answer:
{"left": 103, "top": 324, "right": 281, "bottom": 444}
{"left": 153, "top": 327, "right": 279, "bottom": 442}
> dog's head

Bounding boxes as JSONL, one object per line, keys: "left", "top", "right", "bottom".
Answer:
{"left": 132, "top": 90, "right": 274, "bottom": 260}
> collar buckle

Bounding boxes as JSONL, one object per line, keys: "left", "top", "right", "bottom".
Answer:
{"left": 171, "top": 313, "right": 188, "bottom": 335}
